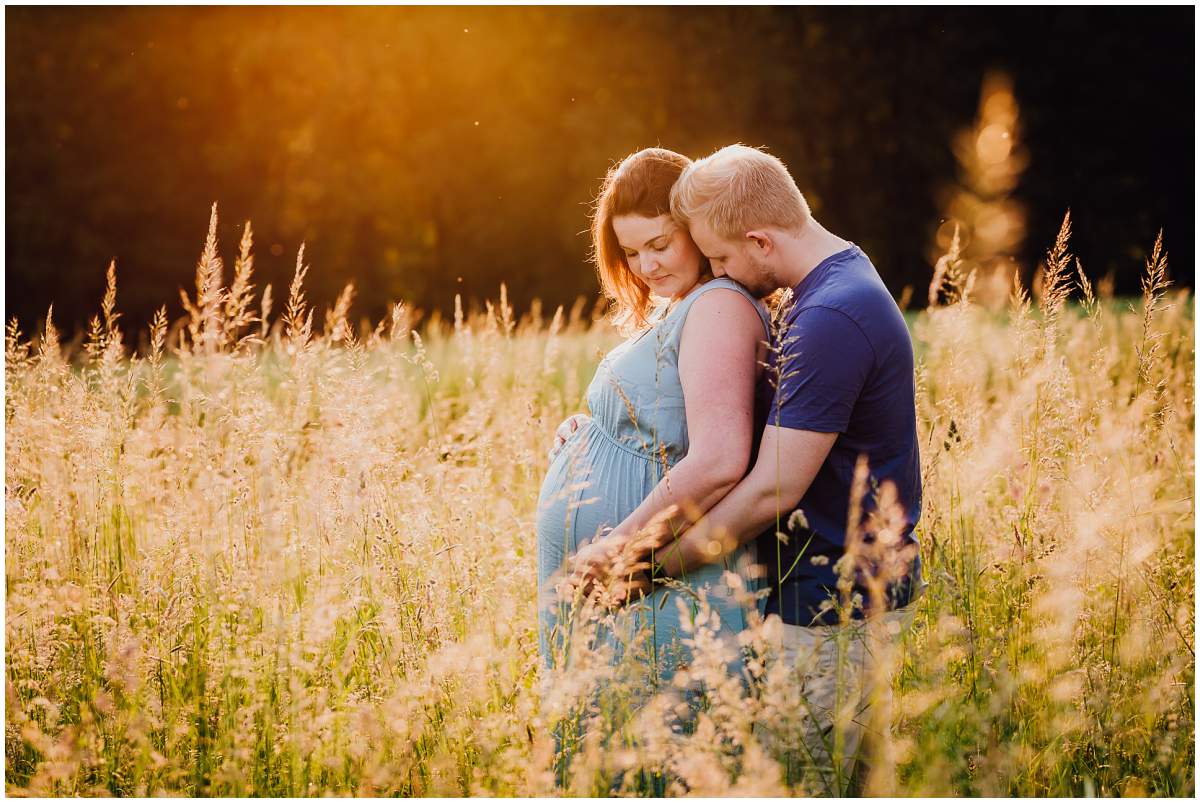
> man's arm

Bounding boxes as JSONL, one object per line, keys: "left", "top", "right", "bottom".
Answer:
{"left": 654, "top": 305, "right": 875, "bottom": 578}
{"left": 653, "top": 424, "right": 836, "bottom": 578}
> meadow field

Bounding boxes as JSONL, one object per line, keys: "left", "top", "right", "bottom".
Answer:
{"left": 4, "top": 213, "right": 1194, "bottom": 796}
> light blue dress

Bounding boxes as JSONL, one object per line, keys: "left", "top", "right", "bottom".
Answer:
{"left": 536, "top": 277, "right": 772, "bottom": 687}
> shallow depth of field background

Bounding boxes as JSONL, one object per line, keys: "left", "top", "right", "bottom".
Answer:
{"left": 5, "top": 6, "right": 1194, "bottom": 340}
{"left": 4, "top": 5, "right": 1195, "bottom": 798}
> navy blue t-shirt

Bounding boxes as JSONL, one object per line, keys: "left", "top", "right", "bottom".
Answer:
{"left": 755, "top": 244, "right": 923, "bottom": 626}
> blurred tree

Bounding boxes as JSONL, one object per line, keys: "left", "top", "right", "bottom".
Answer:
{"left": 5, "top": 6, "right": 1192, "bottom": 340}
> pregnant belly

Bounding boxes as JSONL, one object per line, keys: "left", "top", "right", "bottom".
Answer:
{"left": 533, "top": 425, "right": 754, "bottom": 679}
{"left": 535, "top": 426, "right": 666, "bottom": 585}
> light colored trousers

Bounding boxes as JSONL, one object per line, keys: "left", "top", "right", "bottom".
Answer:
{"left": 757, "top": 601, "right": 919, "bottom": 795}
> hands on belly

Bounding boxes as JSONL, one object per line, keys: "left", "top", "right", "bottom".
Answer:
{"left": 547, "top": 412, "right": 589, "bottom": 462}
{"left": 556, "top": 505, "right": 682, "bottom": 610}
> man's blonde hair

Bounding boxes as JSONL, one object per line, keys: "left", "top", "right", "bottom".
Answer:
{"left": 670, "top": 144, "right": 811, "bottom": 240}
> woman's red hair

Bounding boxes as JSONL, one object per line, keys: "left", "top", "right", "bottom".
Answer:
{"left": 591, "top": 148, "right": 701, "bottom": 330}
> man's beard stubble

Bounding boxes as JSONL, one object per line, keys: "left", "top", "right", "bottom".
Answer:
{"left": 744, "top": 257, "right": 780, "bottom": 298}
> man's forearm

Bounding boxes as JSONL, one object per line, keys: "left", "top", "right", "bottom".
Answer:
{"left": 651, "top": 467, "right": 787, "bottom": 578}
{"left": 644, "top": 425, "right": 835, "bottom": 583}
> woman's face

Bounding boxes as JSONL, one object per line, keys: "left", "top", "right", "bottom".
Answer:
{"left": 612, "top": 214, "right": 705, "bottom": 300}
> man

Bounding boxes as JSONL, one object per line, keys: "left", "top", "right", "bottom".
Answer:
{"left": 573, "top": 144, "right": 923, "bottom": 792}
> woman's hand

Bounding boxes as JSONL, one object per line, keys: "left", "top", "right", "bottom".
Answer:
{"left": 557, "top": 531, "right": 652, "bottom": 609}
{"left": 559, "top": 532, "right": 626, "bottom": 597}
{"left": 547, "top": 413, "right": 589, "bottom": 462}
{"left": 555, "top": 510, "right": 687, "bottom": 609}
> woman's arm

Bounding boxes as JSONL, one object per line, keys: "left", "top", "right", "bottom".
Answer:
{"left": 605, "top": 288, "right": 765, "bottom": 545}
{"left": 652, "top": 424, "right": 837, "bottom": 577}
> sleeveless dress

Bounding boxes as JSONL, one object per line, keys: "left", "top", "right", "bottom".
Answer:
{"left": 536, "top": 277, "right": 772, "bottom": 686}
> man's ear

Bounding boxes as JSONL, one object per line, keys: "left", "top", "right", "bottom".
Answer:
{"left": 746, "top": 230, "right": 774, "bottom": 255}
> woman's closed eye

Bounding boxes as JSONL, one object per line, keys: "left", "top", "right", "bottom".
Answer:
{"left": 624, "top": 241, "right": 668, "bottom": 260}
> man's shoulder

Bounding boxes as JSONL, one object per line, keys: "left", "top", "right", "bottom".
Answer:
{"left": 778, "top": 254, "right": 909, "bottom": 371}
{"left": 791, "top": 254, "right": 899, "bottom": 327}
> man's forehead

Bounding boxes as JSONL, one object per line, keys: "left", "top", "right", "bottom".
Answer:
{"left": 688, "top": 220, "right": 725, "bottom": 252}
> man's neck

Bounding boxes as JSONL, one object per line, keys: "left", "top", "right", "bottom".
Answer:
{"left": 773, "top": 219, "right": 853, "bottom": 290}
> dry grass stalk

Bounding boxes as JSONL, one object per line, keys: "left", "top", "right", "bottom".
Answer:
{"left": 3, "top": 210, "right": 1193, "bottom": 797}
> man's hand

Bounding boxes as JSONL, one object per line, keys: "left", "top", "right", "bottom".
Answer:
{"left": 557, "top": 532, "right": 653, "bottom": 609}
{"left": 557, "top": 505, "right": 689, "bottom": 610}
{"left": 548, "top": 413, "right": 589, "bottom": 462}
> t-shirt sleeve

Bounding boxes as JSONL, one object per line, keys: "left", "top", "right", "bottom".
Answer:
{"left": 769, "top": 306, "right": 874, "bottom": 433}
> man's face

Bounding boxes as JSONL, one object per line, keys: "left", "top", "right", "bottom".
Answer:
{"left": 687, "top": 218, "right": 779, "bottom": 297}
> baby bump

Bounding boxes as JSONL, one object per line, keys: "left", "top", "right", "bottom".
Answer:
{"left": 536, "top": 427, "right": 665, "bottom": 667}
{"left": 536, "top": 429, "right": 661, "bottom": 588}
{"left": 536, "top": 432, "right": 755, "bottom": 679}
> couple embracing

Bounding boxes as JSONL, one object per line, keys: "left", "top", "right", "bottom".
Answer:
{"left": 536, "top": 144, "right": 923, "bottom": 781}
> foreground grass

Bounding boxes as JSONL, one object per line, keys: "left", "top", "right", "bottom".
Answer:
{"left": 4, "top": 215, "right": 1194, "bottom": 796}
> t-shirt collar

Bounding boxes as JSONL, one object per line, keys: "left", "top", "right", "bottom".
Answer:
{"left": 792, "top": 243, "right": 858, "bottom": 297}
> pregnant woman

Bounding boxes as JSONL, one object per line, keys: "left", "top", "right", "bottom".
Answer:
{"left": 536, "top": 147, "right": 771, "bottom": 686}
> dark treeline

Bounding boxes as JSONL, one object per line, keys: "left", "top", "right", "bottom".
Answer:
{"left": 6, "top": 6, "right": 1193, "bottom": 340}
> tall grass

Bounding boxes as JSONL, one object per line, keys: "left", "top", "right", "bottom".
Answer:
{"left": 5, "top": 206, "right": 1193, "bottom": 796}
